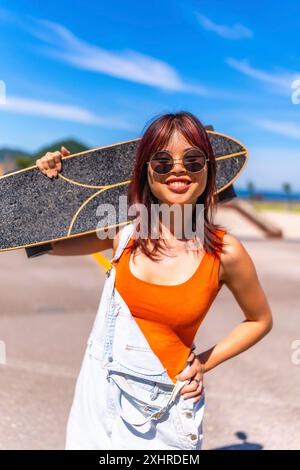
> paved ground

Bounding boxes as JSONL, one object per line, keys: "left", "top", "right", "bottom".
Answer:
{"left": 0, "top": 213, "right": 299, "bottom": 449}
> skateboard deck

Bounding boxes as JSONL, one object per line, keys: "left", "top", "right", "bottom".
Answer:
{"left": 0, "top": 131, "right": 248, "bottom": 252}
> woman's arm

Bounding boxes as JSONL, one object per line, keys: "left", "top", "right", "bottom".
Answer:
{"left": 49, "top": 231, "right": 114, "bottom": 256}
{"left": 197, "top": 233, "right": 273, "bottom": 373}
{"left": 48, "top": 224, "right": 125, "bottom": 256}
{"left": 176, "top": 233, "right": 273, "bottom": 401}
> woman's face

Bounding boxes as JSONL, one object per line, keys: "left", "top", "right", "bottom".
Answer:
{"left": 147, "top": 130, "right": 208, "bottom": 207}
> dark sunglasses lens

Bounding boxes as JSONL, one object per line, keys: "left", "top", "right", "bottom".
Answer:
{"left": 150, "top": 152, "right": 173, "bottom": 174}
{"left": 184, "top": 150, "right": 207, "bottom": 172}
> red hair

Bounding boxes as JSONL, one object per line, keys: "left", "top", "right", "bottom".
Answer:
{"left": 127, "top": 111, "right": 227, "bottom": 261}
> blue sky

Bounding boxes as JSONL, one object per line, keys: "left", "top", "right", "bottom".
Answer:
{"left": 0, "top": 0, "right": 299, "bottom": 191}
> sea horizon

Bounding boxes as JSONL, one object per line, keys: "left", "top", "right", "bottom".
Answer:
{"left": 235, "top": 188, "right": 300, "bottom": 201}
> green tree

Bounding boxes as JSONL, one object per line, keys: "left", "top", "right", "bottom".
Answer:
{"left": 282, "top": 182, "right": 292, "bottom": 211}
{"left": 15, "top": 155, "right": 35, "bottom": 169}
{"left": 247, "top": 180, "right": 256, "bottom": 200}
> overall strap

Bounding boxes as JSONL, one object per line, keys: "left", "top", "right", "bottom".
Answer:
{"left": 109, "top": 222, "right": 135, "bottom": 265}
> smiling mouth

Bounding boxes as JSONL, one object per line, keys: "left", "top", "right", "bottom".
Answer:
{"left": 165, "top": 181, "right": 192, "bottom": 188}
{"left": 164, "top": 180, "right": 193, "bottom": 193}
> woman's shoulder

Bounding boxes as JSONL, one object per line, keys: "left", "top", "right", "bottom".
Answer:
{"left": 218, "top": 230, "right": 254, "bottom": 284}
{"left": 221, "top": 231, "right": 245, "bottom": 260}
{"left": 213, "top": 227, "right": 241, "bottom": 251}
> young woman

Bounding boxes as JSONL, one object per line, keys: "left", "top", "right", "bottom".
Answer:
{"left": 36, "top": 111, "right": 273, "bottom": 450}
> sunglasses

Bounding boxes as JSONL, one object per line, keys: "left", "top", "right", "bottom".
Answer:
{"left": 146, "top": 147, "right": 210, "bottom": 175}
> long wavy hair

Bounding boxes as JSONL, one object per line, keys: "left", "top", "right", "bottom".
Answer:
{"left": 127, "top": 111, "right": 227, "bottom": 261}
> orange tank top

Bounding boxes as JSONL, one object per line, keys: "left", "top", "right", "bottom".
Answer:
{"left": 113, "top": 229, "right": 226, "bottom": 383}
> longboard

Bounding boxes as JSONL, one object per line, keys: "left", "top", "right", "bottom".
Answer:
{"left": 0, "top": 131, "right": 248, "bottom": 252}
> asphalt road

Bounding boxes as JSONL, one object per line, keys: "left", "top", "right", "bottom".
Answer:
{"left": 0, "top": 238, "right": 299, "bottom": 450}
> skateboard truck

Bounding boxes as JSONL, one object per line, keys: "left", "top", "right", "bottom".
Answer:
{"left": 25, "top": 243, "right": 53, "bottom": 258}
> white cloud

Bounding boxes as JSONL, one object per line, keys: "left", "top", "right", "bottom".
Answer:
{"left": 0, "top": 8, "right": 245, "bottom": 100}
{"left": 257, "top": 119, "right": 300, "bottom": 140}
{"left": 24, "top": 18, "right": 209, "bottom": 95}
{"left": 196, "top": 14, "right": 253, "bottom": 40}
{"left": 0, "top": 96, "right": 136, "bottom": 130}
{"left": 0, "top": 80, "right": 6, "bottom": 104}
{"left": 226, "top": 57, "right": 300, "bottom": 95}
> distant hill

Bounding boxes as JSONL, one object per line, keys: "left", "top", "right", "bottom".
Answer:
{"left": 0, "top": 148, "right": 31, "bottom": 161}
{"left": 33, "top": 139, "right": 88, "bottom": 160}
{"left": 0, "top": 139, "right": 89, "bottom": 171}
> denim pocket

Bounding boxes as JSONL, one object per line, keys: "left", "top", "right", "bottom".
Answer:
{"left": 109, "top": 373, "right": 172, "bottom": 429}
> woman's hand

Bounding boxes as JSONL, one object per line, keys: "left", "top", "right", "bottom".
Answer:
{"left": 35, "top": 146, "right": 70, "bottom": 178}
{"left": 175, "top": 352, "right": 205, "bottom": 403}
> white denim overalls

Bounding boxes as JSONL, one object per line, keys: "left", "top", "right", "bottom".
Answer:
{"left": 65, "top": 222, "right": 205, "bottom": 450}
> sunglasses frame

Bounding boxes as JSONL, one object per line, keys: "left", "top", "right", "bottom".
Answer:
{"left": 146, "top": 147, "right": 210, "bottom": 175}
